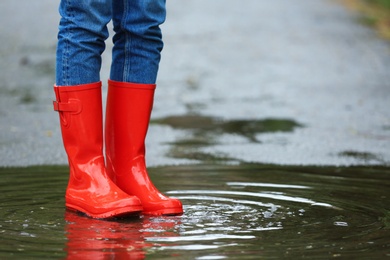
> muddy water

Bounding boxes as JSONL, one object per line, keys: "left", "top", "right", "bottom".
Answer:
{"left": 0, "top": 164, "right": 389, "bottom": 259}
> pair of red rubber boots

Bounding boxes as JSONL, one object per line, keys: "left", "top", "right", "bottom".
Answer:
{"left": 53, "top": 80, "right": 183, "bottom": 218}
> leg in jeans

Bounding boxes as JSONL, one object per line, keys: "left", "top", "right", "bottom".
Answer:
{"left": 106, "top": 0, "right": 183, "bottom": 215}
{"left": 54, "top": 0, "right": 142, "bottom": 219}
{"left": 56, "top": 0, "right": 111, "bottom": 86}
{"left": 110, "top": 0, "right": 166, "bottom": 84}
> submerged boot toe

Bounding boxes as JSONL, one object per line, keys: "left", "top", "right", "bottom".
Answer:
{"left": 142, "top": 198, "right": 183, "bottom": 216}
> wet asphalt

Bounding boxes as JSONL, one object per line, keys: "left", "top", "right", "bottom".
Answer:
{"left": 0, "top": 0, "right": 389, "bottom": 167}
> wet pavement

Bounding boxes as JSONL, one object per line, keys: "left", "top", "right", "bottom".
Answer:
{"left": 1, "top": 2, "right": 390, "bottom": 258}
{"left": 0, "top": 0, "right": 390, "bottom": 167}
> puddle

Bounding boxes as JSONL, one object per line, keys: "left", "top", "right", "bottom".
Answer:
{"left": 152, "top": 115, "right": 303, "bottom": 143}
{"left": 0, "top": 164, "right": 389, "bottom": 259}
{"left": 152, "top": 115, "right": 305, "bottom": 163}
{"left": 338, "top": 151, "right": 385, "bottom": 164}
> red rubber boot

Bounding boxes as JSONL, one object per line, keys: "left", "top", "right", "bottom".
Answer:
{"left": 53, "top": 82, "right": 143, "bottom": 219}
{"left": 105, "top": 79, "right": 183, "bottom": 216}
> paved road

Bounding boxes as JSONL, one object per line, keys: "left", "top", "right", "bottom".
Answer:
{"left": 0, "top": 0, "right": 389, "bottom": 167}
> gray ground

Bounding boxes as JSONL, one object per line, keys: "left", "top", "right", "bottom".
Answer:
{"left": 0, "top": 0, "right": 389, "bottom": 167}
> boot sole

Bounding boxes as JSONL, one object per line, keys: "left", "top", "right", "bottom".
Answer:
{"left": 143, "top": 207, "right": 184, "bottom": 216}
{"left": 66, "top": 204, "right": 143, "bottom": 219}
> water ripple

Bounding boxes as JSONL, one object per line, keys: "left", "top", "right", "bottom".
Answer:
{"left": 227, "top": 182, "right": 311, "bottom": 189}
{"left": 169, "top": 190, "right": 335, "bottom": 207}
{"left": 0, "top": 164, "right": 389, "bottom": 259}
{"left": 147, "top": 234, "right": 256, "bottom": 243}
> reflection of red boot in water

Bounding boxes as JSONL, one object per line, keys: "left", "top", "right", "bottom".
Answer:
{"left": 105, "top": 80, "right": 183, "bottom": 216}
{"left": 64, "top": 212, "right": 183, "bottom": 259}
{"left": 64, "top": 211, "right": 146, "bottom": 259}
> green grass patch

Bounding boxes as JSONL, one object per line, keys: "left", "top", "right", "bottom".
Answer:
{"left": 342, "top": 0, "right": 390, "bottom": 40}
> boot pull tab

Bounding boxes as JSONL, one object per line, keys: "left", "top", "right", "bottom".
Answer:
{"left": 53, "top": 99, "right": 82, "bottom": 114}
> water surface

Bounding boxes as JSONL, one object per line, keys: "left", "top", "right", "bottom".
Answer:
{"left": 0, "top": 164, "right": 389, "bottom": 259}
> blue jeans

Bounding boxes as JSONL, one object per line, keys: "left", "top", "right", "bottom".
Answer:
{"left": 56, "top": 0, "right": 166, "bottom": 86}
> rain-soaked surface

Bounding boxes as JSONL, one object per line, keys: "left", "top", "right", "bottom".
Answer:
{"left": 1, "top": 0, "right": 390, "bottom": 258}
{"left": 0, "top": 164, "right": 389, "bottom": 259}
{"left": 1, "top": 0, "right": 390, "bottom": 167}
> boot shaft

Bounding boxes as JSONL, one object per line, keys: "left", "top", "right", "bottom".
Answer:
{"left": 105, "top": 80, "right": 156, "bottom": 163}
{"left": 53, "top": 82, "right": 104, "bottom": 163}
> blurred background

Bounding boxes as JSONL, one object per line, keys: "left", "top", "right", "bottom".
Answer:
{"left": 0, "top": 1, "right": 389, "bottom": 259}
